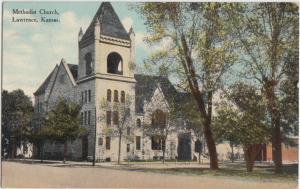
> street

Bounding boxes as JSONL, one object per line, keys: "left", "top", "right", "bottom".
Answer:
{"left": 1, "top": 161, "right": 297, "bottom": 188}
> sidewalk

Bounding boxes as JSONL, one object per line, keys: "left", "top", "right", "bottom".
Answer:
{"left": 5, "top": 158, "right": 276, "bottom": 170}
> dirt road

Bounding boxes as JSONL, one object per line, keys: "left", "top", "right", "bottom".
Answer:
{"left": 1, "top": 161, "right": 297, "bottom": 189}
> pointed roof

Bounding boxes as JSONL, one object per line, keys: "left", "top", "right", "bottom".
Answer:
{"left": 34, "top": 62, "right": 79, "bottom": 97}
{"left": 34, "top": 65, "right": 58, "bottom": 96}
{"left": 81, "top": 2, "right": 130, "bottom": 42}
{"left": 134, "top": 74, "right": 193, "bottom": 113}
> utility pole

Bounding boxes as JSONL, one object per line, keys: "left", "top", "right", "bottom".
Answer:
{"left": 92, "top": 107, "right": 97, "bottom": 166}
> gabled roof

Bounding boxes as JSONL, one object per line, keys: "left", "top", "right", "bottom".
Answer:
{"left": 34, "top": 65, "right": 58, "bottom": 96}
{"left": 81, "top": 2, "right": 130, "bottom": 42}
{"left": 134, "top": 74, "right": 192, "bottom": 113}
{"left": 34, "top": 62, "right": 78, "bottom": 97}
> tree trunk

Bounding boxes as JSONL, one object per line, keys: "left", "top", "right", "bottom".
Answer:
{"left": 244, "top": 145, "right": 263, "bottom": 172}
{"left": 63, "top": 141, "right": 67, "bottom": 164}
{"left": 244, "top": 145, "right": 255, "bottom": 172}
{"left": 118, "top": 135, "right": 122, "bottom": 165}
{"left": 162, "top": 149, "right": 165, "bottom": 164}
{"left": 230, "top": 142, "right": 234, "bottom": 163}
{"left": 198, "top": 152, "right": 201, "bottom": 164}
{"left": 203, "top": 120, "right": 219, "bottom": 170}
{"left": 265, "top": 81, "right": 282, "bottom": 174}
{"left": 179, "top": 33, "right": 219, "bottom": 170}
{"left": 40, "top": 141, "right": 44, "bottom": 163}
{"left": 272, "top": 117, "right": 282, "bottom": 174}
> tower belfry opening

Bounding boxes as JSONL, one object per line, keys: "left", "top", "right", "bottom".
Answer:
{"left": 107, "top": 52, "right": 123, "bottom": 75}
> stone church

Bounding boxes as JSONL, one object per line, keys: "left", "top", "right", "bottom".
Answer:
{"left": 33, "top": 2, "right": 203, "bottom": 162}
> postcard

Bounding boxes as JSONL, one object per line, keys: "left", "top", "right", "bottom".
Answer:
{"left": 1, "top": 1, "right": 298, "bottom": 188}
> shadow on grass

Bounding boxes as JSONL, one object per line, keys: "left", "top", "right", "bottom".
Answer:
{"left": 128, "top": 164, "right": 298, "bottom": 182}
{"left": 4, "top": 159, "right": 59, "bottom": 164}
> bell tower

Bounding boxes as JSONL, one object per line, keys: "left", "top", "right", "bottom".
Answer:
{"left": 78, "top": 2, "right": 135, "bottom": 79}
{"left": 77, "top": 2, "right": 136, "bottom": 161}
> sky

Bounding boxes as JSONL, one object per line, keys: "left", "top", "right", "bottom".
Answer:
{"left": 2, "top": 2, "right": 151, "bottom": 100}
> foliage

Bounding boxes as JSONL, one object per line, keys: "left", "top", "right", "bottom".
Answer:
{"left": 41, "top": 98, "right": 85, "bottom": 163}
{"left": 227, "top": 2, "right": 298, "bottom": 173}
{"left": 279, "top": 55, "right": 299, "bottom": 138}
{"left": 214, "top": 83, "right": 270, "bottom": 171}
{"left": 1, "top": 89, "right": 34, "bottom": 158}
{"left": 42, "top": 98, "right": 85, "bottom": 142}
{"left": 135, "top": 2, "right": 240, "bottom": 170}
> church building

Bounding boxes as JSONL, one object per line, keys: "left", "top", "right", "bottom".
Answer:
{"left": 33, "top": 2, "right": 202, "bottom": 162}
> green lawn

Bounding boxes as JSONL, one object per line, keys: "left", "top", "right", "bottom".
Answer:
{"left": 119, "top": 162, "right": 298, "bottom": 182}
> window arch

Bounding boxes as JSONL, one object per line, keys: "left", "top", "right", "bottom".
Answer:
{"left": 121, "top": 91, "right": 125, "bottom": 103}
{"left": 152, "top": 109, "right": 167, "bottom": 126}
{"left": 136, "top": 119, "right": 141, "bottom": 128}
{"left": 107, "top": 89, "right": 111, "bottom": 102}
{"left": 114, "top": 90, "right": 118, "bottom": 102}
{"left": 107, "top": 52, "right": 123, "bottom": 75}
{"left": 85, "top": 53, "right": 93, "bottom": 75}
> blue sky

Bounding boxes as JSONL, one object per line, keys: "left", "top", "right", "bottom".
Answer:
{"left": 2, "top": 2, "right": 150, "bottom": 100}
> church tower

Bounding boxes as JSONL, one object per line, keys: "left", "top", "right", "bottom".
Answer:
{"left": 77, "top": 2, "right": 136, "bottom": 161}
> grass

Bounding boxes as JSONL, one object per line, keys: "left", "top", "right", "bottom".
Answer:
{"left": 119, "top": 162, "right": 298, "bottom": 182}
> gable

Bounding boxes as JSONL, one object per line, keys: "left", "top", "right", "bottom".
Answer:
{"left": 47, "top": 62, "right": 77, "bottom": 106}
{"left": 145, "top": 86, "right": 170, "bottom": 113}
{"left": 34, "top": 65, "right": 59, "bottom": 97}
{"left": 134, "top": 74, "right": 190, "bottom": 114}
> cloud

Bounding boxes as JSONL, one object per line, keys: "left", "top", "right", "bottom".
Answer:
{"left": 121, "top": 16, "right": 133, "bottom": 32}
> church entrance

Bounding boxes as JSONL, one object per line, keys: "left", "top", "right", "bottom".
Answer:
{"left": 82, "top": 135, "right": 88, "bottom": 160}
{"left": 177, "top": 133, "right": 192, "bottom": 160}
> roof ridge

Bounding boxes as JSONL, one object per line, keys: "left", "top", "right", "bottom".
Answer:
{"left": 33, "top": 65, "right": 58, "bottom": 96}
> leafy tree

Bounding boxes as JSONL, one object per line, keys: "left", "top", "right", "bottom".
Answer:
{"left": 228, "top": 3, "right": 298, "bottom": 173}
{"left": 99, "top": 95, "right": 134, "bottom": 164}
{"left": 279, "top": 54, "right": 298, "bottom": 139}
{"left": 214, "top": 83, "right": 270, "bottom": 172}
{"left": 42, "top": 98, "right": 85, "bottom": 163}
{"left": 1, "top": 89, "right": 33, "bottom": 158}
{"left": 135, "top": 2, "right": 238, "bottom": 170}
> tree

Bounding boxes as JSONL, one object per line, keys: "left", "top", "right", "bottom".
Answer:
{"left": 214, "top": 83, "right": 270, "bottom": 172}
{"left": 42, "top": 98, "right": 85, "bottom": 163}
{"left": 1, "top": 89, "right": 33, "bottom": 158}
{"left": 228, "top": 3, "right": 298, "bottom": 173}
{"left": 279, "top": 53, "right": 298, "bottom": 139}
{"left": 99, "top": 95, "right": 134, "bottom": 164}
{"left": 136, "top": 2, "right": 238, "bottom": 170}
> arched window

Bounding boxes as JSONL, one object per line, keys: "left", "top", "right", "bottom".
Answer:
{"left": 85, "top": 53, "right": 93, "bottom": 75}
{"left": 114, "top": 90, "right": 118, "bottom": 102}
{"left": 152, "top": 109, "right": 167, "bottom": 127}
{"left": 136, "top": 119, "right": 141, "bottom": 128}
{"left": 121, "top": 91, "right": 125, "bottom": 103}
{"left": 107, "top": 89, "right": 111, "bottom": 102}
{"left": 107, "top": 52, "right": 123, "bottom": 75}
